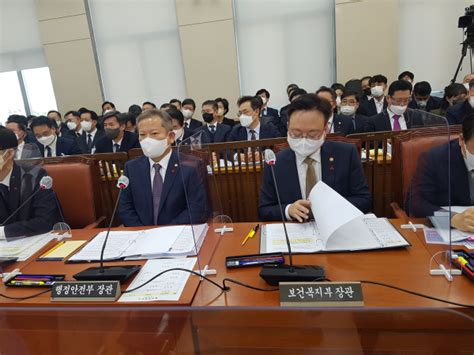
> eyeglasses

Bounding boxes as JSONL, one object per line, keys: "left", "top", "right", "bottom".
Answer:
{"left": 288, "top": 129, "right": 325, "bottom": 140}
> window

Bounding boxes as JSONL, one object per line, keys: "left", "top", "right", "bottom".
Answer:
{"left": 0, "top": 71, "right": 26, "bottom": 123}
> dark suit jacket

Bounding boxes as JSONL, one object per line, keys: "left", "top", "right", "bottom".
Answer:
{"left": 35, "top": 136, "right": 82, "bottom": 156}
{"left": 408, "top": 96, "right": 442, "bottom": 112}
{"left": 185, "top": 118, "right": 203, "bottom": 131}
{"left": 0, "top": 164, "right": 63, "bottom": 239}
{"left": 408, "top": 140, "right": 470, "bottom": 217}
{"left": 193, "top": 123, "right": 231, "bottom": 144}
{"left": 279, "top": 104, "right": 290, "bottom": 136}
{"left": 228, "top": 122, "right": 280, "bottom": 142}
{"left": 446, "top": 100, "right": 474, "bottom": 125}
{"left": 365, "top": 110, "right": 424, "bottom": 132}
{"left": 261, "top": 107, "right": 283, "bottom": 135}
{"left": 332, "top": 114, "right": 354, "bottom": 136}
{"left": 258, "top": 142, "right": 372, "bottom": 221}
{"left": 76, "top": 129, "right": 105, "bottom": 154}
{"left": 174, "top": 127, "right": 193, "bottom": 146}
{"left": 222, "top": 117, "right": 236, "bottom": 128}
{"left": 95, "top": 131, "right": 140, "bottom": 153}
{"left": 348, "top": 114, "right": 369, "bottom": 134}
{"left": 360, "top": 97, "right": 388, "bottom": 118}
{"left": 118, "top": 152, "right": 209, "bottom": 226}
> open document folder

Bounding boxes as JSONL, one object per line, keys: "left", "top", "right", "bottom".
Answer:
{"left": 260, "top": 182, "right": 410, "bottom": 254}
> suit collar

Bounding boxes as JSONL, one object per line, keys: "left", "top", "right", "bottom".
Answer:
{"left": 321, "top": 142, "right": 336, "bottom": 186}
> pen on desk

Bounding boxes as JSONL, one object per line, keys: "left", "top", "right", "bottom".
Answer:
{"left": 242, "top": 224, "right": 260, "bottom": 246}
{"left": 408, "top": 221, "right": 417, "bottom": 232}
{"left": 10, "top": 280, "right": 45, "bottom": 286}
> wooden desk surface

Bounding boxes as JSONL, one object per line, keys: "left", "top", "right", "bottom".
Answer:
{"left": 192, "top": 219, "right": 473, "bottom": 308}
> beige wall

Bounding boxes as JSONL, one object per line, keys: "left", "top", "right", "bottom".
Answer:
{"left": 335, "top": 0, "right": 399, "bottom": 84}
{"left": 35, "top": 0, "right": 103, "bottom": 114}
{"left": 176, "top": 0, "right": 240, "bottom": 118}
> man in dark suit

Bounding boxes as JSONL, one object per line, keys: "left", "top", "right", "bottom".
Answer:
{"left": 259, "top": 94, "right": 371, "bottom": 222}
{"left": 31, "top": 116, "right": 81, "bottom": 157}
{"left": 446, "top": 79, "right": 474, "bottom": 125}
{"left": 408, "top": 81, "right": 442, "bottom": 112}
{"left": 95, "top": 111, "right": 140, "bottom": 153}
{"left": 166, "top": 107, "right": 193, "bottom": 146}
{"left": 181, "top": 98, "right": 203, "bottom": 131}
{"left": 280, "top": 88, "right": 307, "bottom": 136}
{"left": 215, "top": 98, "right": 236, "bottom": 127}
{"left": 316, "top": 86, "right": 354, "bottom": 136}
{"left": 47, "top": 110, "right": 69, "bottom": 138}
{"left": 5, "top": 119, "right": 32, "bottom": 159}
{"left": 118, "top": 109, "right": 209, "bottom": 226}
{"left": 409, "top": 113, "right": 474, "bottom": 232}
{"left": 77, "top": 109, "right": 105, "bottom": 154}
{"left": 228, "top": 96, "right": 280, "bottom": 142}
{"left": 256, "top": 88, "right": 281, "bottom": 132}
{"left": 339, "top": 91, "right": 369, "bottom": 133}
{"left": 366, "top": 80, "right": 424, "bottom": 132}
{"left": 359, "top": 74, "right": 388, "bottom": 117}
{"left": 192, "top": 100, "right": 231, "bottom": 144}
{"left": 64, "top": 111, "right": 83, "bottom": 139}
{"left": 0, "top": 127, "right": 62, "bottom": 239}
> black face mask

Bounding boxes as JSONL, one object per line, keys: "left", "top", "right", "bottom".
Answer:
{"left": 363, "top": 88, "right": 371, "bottom": 96}
{"left": 105, "top": 128, "right": 120, "bottom": 140}
{"left": 202, "top": 113, "right": 214, "bottom": 123}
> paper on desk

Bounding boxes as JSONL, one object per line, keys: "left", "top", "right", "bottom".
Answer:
{"left": 0, "top": 233, "right": 55, "bottom": 261}
{"left": 40, "top": 240, "right": 86, "bottom": 259}
{"left": 124, "top": 226, "right": 184, "bottom": 258}
{"left": 118, "top": 258, "right": 197, "bottom": 302}
{"left": 441, "top": 206, "right": 473, "bottom": 214}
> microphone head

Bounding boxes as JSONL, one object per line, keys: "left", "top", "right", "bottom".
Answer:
{"left": 117, "top": 175, "right": 129, "bottom": 189}
{"left": 39, "top": 176, "right": 53, "bottom": 190}
{"left": 264, "top": 149, "right": 276, "bottom": 166}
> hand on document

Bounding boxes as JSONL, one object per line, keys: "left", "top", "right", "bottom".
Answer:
{"left": 288, "top": 200, "right": 312, "bottom": 222}
{"left": 451, "top": 207, "right": 474, "bottom": 233}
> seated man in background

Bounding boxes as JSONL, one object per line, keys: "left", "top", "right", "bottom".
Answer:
{"left": 193, "top": 100, "right": 231, "bottom": 144}
{"left": 408, "top": 81, "right": 442, "bottom": 112}
{"left": 181, "top": 98, "right": 203, "bottom": 130}
{"left": 398, "top": 70, "right": 415, "bottom": 84}
{"left": 316, "top": 86, "right": 353, "bottom": 135}
{"left": 142, "top": 101, "right": 157, "bottom": 111}
{"left": 118, "top": 109, "right": 208, "bottom": 226}
{"left": 339, "top": 91, "right": 368, "bottom": 134}
{"left": 95, "top": 111, "right": 140, "bottom": 153}
{"left": 0, "top": 127, "right": 62, "bottom": 239}
{"left": 229, "top": 96, "right": 280, "bottom": 142}
{"left": 256, "top": 88, "right": 281, "bottom": 129}
{"left": 365, "top": 80, "right": 424, "bottom": 132}
{"left": 64, "top": 111, "right": 83, "bottom": 138}
{"left": 280, "top": 87, "right": 307, "bottom": 136}
{"left": 169, "top": 98, "right": 182, "bottom": 110}
{"left": 5, "top": 118, "right": 29, "bottom": 159}
{"left": 215, "top": 97, "right": 236, "bottom": 127}
{"left": 47, "top": 110, "right": 68, "bottom": 137}
{"left": 446, "top": 79, "right": 474, "bottom": 125}
{"left": 432, "top": 83, "right": 467, "bottom": 118}
{"left": 359, "top": 74, "right": 388, "bottom": 117}
{"left": 166, "top": 107, "right": 192, "bottom": 145}
{"left": 77, "top": 109, "right": 104, "bottom": 154}
{"left": 101, "top": 101, "right": 116, "bottom": 115}
{"left": 259, "top": 94, "right": 371, "bottom": 222}
{"left": 409, "top": 113, "right": 474, "bottom": 232}
{"left": 31, "top": 116, "right": 81, "bottom": 157}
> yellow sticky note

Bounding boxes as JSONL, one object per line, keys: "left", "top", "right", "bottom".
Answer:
{"left": 41, "top": 241, "right": 87, "bottom": 259}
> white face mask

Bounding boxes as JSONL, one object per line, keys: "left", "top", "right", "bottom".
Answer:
{"left": 38, "top": 134, "right": 55, "bottom": 147}
{"left": 261, "top": 96, "right": 268, "bottom": 105}
{"left": 140, "top": 137, "right": 169, "bottom": 159}
{"left": 416, "top": 100, "right": 428, "bottom": 107}
{"left": 56, "top": 120, "right": 62, "bottom": 127}
{"left": 340, "top": 105, "right": 356, "bottom": 116}
{"left": 469, "top": 96, "right": 474, "bottom": 108}
{"left": 173, "top": 128, "right": 184, "bottom": 141}
{"left": 217, "top": 108, "right": 225, "bottom": 116}
{"left": 335, "top": 96, "right": 342, "bottom": 107}
{"left": 239, "top": 114, "right": 254, "bottom": 127}
{"left": 67, "top": 121, "right": 77, "bottom": 130}
{"left": 371, "top": 86, "right": 384, "bottom": 98}
{"left": 182, "top": 109, "right": 193, "bottom": 119}
{"left": 390, "top": 105, "right": 407, "bottom": 116}
{"left": 81, "top": 121, "right": 93, "bottom": 132}
{"left": 464, "top": 82, "right": 470, "bottom": 91}
{"left": 287, "top": 134, "right": 325, "bottom": 157}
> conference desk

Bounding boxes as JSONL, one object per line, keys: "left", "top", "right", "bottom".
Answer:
{"left": 0, "top": 220, "right": 472, "bottom": 354}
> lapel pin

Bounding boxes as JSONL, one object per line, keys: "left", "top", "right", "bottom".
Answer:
{"left": 329, "top": 157, "right": 334, "bottom": 162}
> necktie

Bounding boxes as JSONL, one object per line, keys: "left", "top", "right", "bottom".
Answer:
{"left": 352, "top": 117, "right": 357, "bottom": 130}
{"left": 250, "top": 129, "right": 257, "bottom": 141}
{"left": 152, "top": 163, "right": 163, "bottom": 224}
{"left": 87, "top": 134, "right": 93, "bottom": 151}
{"left": 209, "top": 125, "right": 216, "bottom": 133}
{"left": 185, "top": 121, "right": 189, "bottom": 128}
{"left": 393, "top": 114, "right": 401, "bottom": 131}
{"left": 46, "top": 146, "right": 52, "bottom": 157}
{"left": 113, "top": 143, "right": 120, "bottom": 153}
{"left": 21, "top": 173, "right": 33, "bottom": 204}
{"left": 304, "top": 156, "right": 317, "bottom": 198}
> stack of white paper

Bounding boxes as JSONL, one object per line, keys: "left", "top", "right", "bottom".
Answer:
{"left": 261, "top": 182, "right": 409, "bottom": 253}
{"left": 0, "top": 233, "right": 55, "bottom": 261}
{"left": 119, "top": 258, "right": 197, "bottom": 302}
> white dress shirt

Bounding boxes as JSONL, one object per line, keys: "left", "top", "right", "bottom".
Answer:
{"left": 43, "top": 136, "right": 58, "bottom": 157}
{"left": 112, "top": 137, "right": 123, "bottom": 152}
{"left": 327, "top": 115, "right": 335, "bottom": 133}
{"left": 15, "top": 141, "right": 25, "bottom": 159}
{"left": 388, "top": 109, "right": 407, "bottom": 130}
{"left": 86, "top": 128, "right": 98, "bottom": 153}
{"left": 374, "top": 98, "right": 385, "bottom": 114}
{"left": 148, "top": 149, "right": 172, "bottom": 189}
{"left": 246, "top": 123, "right": 261, "bottom": 140}
{"left": 284, "top": 149, "right": 322, "bottom": 220}
{"left": 0, "top": 168, "right": 13, "bottom": 240}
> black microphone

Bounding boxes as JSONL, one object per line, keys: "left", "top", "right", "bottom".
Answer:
{"left": 73, "top": 175, "right": 141, "bottom": 283}
{"left": 1, "top": 176, "right": 53, "bottom": 226}
{"left": 259, "top": 149, "right": 325, "bottom": 286}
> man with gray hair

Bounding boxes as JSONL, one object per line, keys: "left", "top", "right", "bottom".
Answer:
{"left": 118, "top": 109, "right": 209, "bottom": 226}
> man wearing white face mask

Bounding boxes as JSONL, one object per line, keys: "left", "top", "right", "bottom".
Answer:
{"left": 259, "top": 94, "right": 371, "bottom": 222}
{"left": 192, "top": 100, "right": 231, "bottom": 144}
{"left": 31, "top": 116, "right": 81, "bottom": 157}
{"left": 77, "top": 109, "right": 105, "bottom": 154}
{"left": 316, "top": 86, "right": 353, "bottom": 136}
{"left": 5, "top": 119, "right": 27, "bottom": 159}
{"left": 359, "top": 74, "right": 388, "bottom": 117}
{"left": 118, "top": 109, "right": 209, "bottom": 226}
{"left": 446, "top": 79, "right": 474, "bottom": 125}
{"left": 410, "top": 114, "right": 474, "bottom": 232}
{"left": 256, "top": 88, "right": 281, "bottom": 130}
{"left": 339, "top": 91, "right": 368, "bottom": 134}
{"left": 47, "top": 110, "right": 69, "bottom": 137}
{"left": 64, "top": 111, "right": 83, "bottom": 139}
{"left": 229, "top": 96, "right": 279, "bottom": 142}
{"left": 366, "top": 80, "right": 424, "bottom": 132}
{"left": 408, "top": 81, "right": 441, "bottom": 112}
{"left": 215, "top": 97, "right": 236, "bottom": 127}
{"left": 165, "top": 107, "right": 192, "bottom": 146}
{"left": 181, "top": 98, "right": 203, "bottom": 131}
